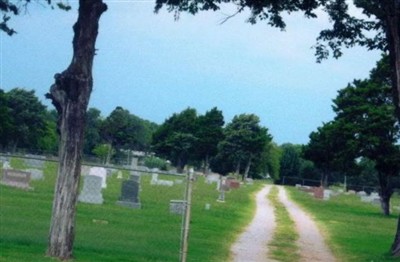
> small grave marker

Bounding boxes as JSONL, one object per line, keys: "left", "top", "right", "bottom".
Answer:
{"left": 170, "top": 200, "right": 186, "bottom": 215}
{"left": 1, "top": 169, "right": 32, "bottom": 189}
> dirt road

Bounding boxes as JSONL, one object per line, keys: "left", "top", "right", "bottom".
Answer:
{"left": 230, "top": 185, "right": 336, "bottom": 262}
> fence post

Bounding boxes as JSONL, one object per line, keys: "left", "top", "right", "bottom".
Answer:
{"left": 180, "top": 168, "right": 194, "bottom": 262}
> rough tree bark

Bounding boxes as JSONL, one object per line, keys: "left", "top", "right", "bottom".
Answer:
{"left": 45, "top": 0, "right": 107, "bottom": 259}
{"left": 378, "top": 172, "right": 393, "bottom": 216}
{"left": 385, "top": 0, "right": 400, "bottom": 256}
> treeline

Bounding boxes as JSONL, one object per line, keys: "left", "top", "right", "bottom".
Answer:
{"left": 0, "top": 88, "right": 281, "bottom": 179}
{"left": 0, "top": 89, "right": 158, "bottom": 160}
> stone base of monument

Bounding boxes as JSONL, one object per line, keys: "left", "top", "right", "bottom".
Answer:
{"left": 116, "top": 200, "right": 141, "bottom": 209}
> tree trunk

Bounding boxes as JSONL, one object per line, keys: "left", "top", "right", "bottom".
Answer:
{"left": 235, "top": 161, "right": 241, "bottom": 176}
{"left": 392, "top": 215, "right": 400, "bottom": 256}
{"left": 384, "top": 0, "right": 400, "bottom": 255}
{"left": 378, "top": 172, "right": 393, "bottom": 216}
{"left": 243, "top": 157, "right": 252, "bottom": 181}
{"left": 203, "top": 154, "right": 210, "bottom": 174}
{"left": 45, "top": 0, "right": 107, "bottom": 259}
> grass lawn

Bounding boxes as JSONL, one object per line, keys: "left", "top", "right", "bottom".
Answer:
{"left": 286, "top": 186, "right": 400, "bottom": 262}
{"left": 0, "top": 160, "right": 263, "bottom": 261}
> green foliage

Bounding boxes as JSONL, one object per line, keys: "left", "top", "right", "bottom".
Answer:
{"left": 100, "top": 106, "right": 158, "bottom": 163}
{"left": 279, "top": 143, "right": 301, "bottom": 183}
{"left": 213, "top": 114, "right": 272, "bottom": 178}
{"left": 92, "top": 144, "right": 112, "bottom": 164}
{"left": 84, "top": 108, "right": 103, "bottom": 156}
{"left": 143, "top": 156, "right": 170, "bottom": 170}
{"left": 4, "top": 88, "right": 48, "bottom": 152}
{"left": 152, "top": 108, "right": 199, "bottom": 172}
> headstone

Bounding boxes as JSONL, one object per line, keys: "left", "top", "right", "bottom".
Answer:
{"left": 174, "top": 179, "right": 183, "bottom": 184}
{"left": 26, "top": 168, "right": 44, "bottom": 180}
{"left": 170, "top": 200, "right": 186, "bottom": 215}
{"left": 117, "top": 170, "right": 123, "bottom": 179}
{"left": 78, "top": 175, "right": 103, "bottom": 204}
{"left": 89, "top": 167, "right": 107, "bottom": 188}
{"left": 227, "top": 179, "right": 241, "bottom": 189}
{"left": 206, "top": 173, "right": 220, "bottom": 184}
{"left": 1, "top": 169, "right": 32, "bottom": 189}
{"left": 217, "top": 190, "right": 225, "bottom": 202}
{"left": 117, "top": 176, "right": 141, "bottom": 208}
{"left": 24, "top": 157, "right": 45, "bottom": 169}
{"left": 205, "top": 203, "right": 211, "bottom": 210}
{"left": 81, "top": 165, "right": 91, "bottom": 176}
{"left": 313, "top": 187, "right": 324, "bottom": 199}
{"left": 156, "top": 179, "right": 174, "bottom": 186}
{"left": 245, "top": 178, "right": 254, "bottom": 185}
{"left": 357, "top": 191, "right": 367, "bottom": 196}
{"left": 131, "top": 157, "right": 138, "bottom": 168}
{"left": 2, "top": 160, "right": 11, "bottom": 169}
{"left": 150, "top": 173, "right": 158, "bottom": 185}
{"left": 323, "top": 189, "right": 332, "bottom": 200}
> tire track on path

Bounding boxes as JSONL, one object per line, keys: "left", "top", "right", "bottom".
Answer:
{"left": 230, "top": 184, "right": 277, "bottom": 262}
{"left": 278, "top": 186, "right": 337, "bottom": 262}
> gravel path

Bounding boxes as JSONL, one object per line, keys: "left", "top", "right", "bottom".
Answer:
{"left": 230, "top": 185, "right": 337, "bottom": 262}
{"left": 230, "top": 185, "right": 277, "bottom": 262}
{"left": 278, "top": 186, "right": 337, "bottom": 262}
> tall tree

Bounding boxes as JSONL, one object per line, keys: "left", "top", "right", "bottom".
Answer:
{"left": 5, "top": 88, "right": 48, "bottom": 152}
{"left": 217, "top": 114, "right": 272, "bottom": 180}
{"left": 44, "top": 1, "right": 107, "bottom": 259}
{"left": 332, "top": 77, "right": 400, "bottom": 216}
{"left": 0, "top": 89, "right": 12, "bottom": 149}
{"left": 152, "top": 108, "right": 198, "bottom": 172}
{"left": 194, "top": 107, "right": 224, "bottom": 174}
{"left": 279, "top": 143, "right": 301, "bottom": 185}
{"left": 83, "top": 107, "right": 103, "bottom": 156}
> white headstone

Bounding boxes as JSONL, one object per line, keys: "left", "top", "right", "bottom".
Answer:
{"left": 3, "top": 160, "right": 10, "bottom": 169}
{"left": 89, "top": 167, "right": 107, "bottom": 188}
{"left": 78, "top": 175, "right": 103, "bottom": 204}
{"left": 150, "top": 173, "right": 158, "bottom": 185}
{"left": 117, "top": 171, "right": 123, "bottom": 179}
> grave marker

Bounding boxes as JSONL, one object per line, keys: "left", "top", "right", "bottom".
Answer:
{"left": 170, "top": 200, "right": 186, "bottom": 215}
{"left": 78, "top": 175, "right": 104, "bottom": 204}
{"left": 117, "top": 175, "right": 141, "bottom": 208}
{"left": 1, "top": 169, "right": 32, "bottom": 189}
{"left": 89, "top": 166, "right": 107, "bottom": 188}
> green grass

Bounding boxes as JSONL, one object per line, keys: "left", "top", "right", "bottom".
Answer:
{"left": 286, "top": 186, "right": 400, "bottom": 262}
{"left": 268, "top": 186, "right": 300, "bottom": 262}
{"left": 0, "top": 159, "right": 263, "bottom": 261}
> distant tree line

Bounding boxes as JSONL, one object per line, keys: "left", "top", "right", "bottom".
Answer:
{"left": 152, "top": 107, "right": 280, "bottom": 179}
{"left": 0, "top": 88, "right": 281, "bottom": 179}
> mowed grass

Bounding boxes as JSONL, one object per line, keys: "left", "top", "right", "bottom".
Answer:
{"left": 286, "top": 186, "right": 400, "bottom": 262}
{"left": 268, "top": 186, "right": 300, "bottom": 262}
{"left": 0, "top": 161, "right": 263, "bottom": 261}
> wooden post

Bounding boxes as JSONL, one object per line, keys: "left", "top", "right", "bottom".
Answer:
{"left": 180, "top": 168, "right": 194, "bottom": 262}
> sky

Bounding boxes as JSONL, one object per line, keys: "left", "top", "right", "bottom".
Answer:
{"left": 1, "top": 0, "right": 381, "bottom": 145}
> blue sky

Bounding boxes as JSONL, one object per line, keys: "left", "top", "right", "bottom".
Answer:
{"left": 1, "top": 1, "right": 381, "bottom": 145}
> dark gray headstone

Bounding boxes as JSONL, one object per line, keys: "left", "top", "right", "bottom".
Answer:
{"left": 117, "top": 178, "right": 141, "bottom": 208}
{"left": 78, "top": 175, "right": 103, "bottom": 204}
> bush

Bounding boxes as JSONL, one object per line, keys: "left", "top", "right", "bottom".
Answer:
{"left": 143, "top": 156, "right": 169, "bottom": 170}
